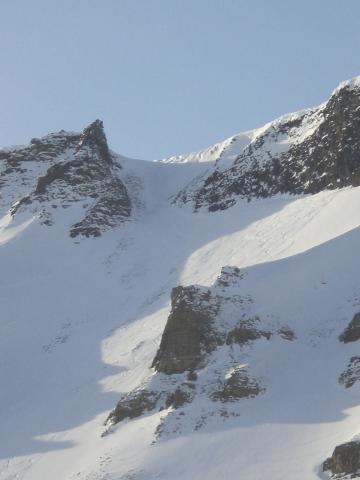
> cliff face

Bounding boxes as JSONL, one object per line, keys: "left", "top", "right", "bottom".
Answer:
{"left": 151, "top": 285, "right": 220, "bottom": 374}
{"left": 106, "top": 266, "right": 294, "bottom": 436}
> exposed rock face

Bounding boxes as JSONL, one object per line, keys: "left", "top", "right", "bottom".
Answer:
{"left": 151, "top": 285, "right": 221, "bottom": 374}
{"left": 226, "top": 317, "right": 272, "bottom": 345}
{"left": 7, "top": 120, "right": 131, "bottom": 237}
{"left": 0, "top": 130, "right": 80, "bottom": 213}
{"left": 339, "top": 313, "right": 360, "bottom": 343}
{"left": 0, "top": 131, "right": 80, "bottom": 171}
{"left": 164, "top": 387, "right": 194, "bottom": 409}
{"left": 214, "top": 265, "right": 243, "bottom": 287}
{"left": 174, "top": 81, "right": 360, "bottom": 211}
{"left": 106, "top": 386, "right": 194, "bottom": 428}
{"left": 108, "top": 266, "right": 295, "bottom": 435}
{"left": 77, "top": 119, "right": 112, "bottom": 165}
{"left": 152, "top": 266, "right": 292, "bottom": 376}
{"left": 212, "top": 368, "right": 264, "bottom": 402}
{"left": 225, "top": 320, "right": 295, "bottom": 345}
{"left": 323, "top": 441, "right": 360, "bottom": 477}
{"left": 106, "top": 390, "right": 161, "bottom": 425}
{"left": 69, "top": 178, "right": 131, "bottom": 238}
{"left": 339, "top": 356, "right": 360, "bottom": 388}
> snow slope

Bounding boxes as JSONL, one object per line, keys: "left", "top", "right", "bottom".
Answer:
{"left": 2, "top": 77, "right": 360, "bottom": 480}
{"left": 1, "top": 160, "right": 360, "bottom": 479}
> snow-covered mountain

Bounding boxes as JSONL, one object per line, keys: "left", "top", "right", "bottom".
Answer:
{"left": 2, "top": 119, "right": 131, "bottom": 237}
{"left": 172, "top": 77, "right": 360, "bottom": 211}
{"left": 2, "top": 76, "right": 360, "bottom": 480}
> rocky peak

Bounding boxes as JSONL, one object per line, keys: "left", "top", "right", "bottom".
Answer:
{"left": 6, "top": 120, "right": 131, "bottom": 237}
{"left": 76, "top": 119, "right": 113, "bottom": 165}
{"left": 173, "top": 75, "right": 360, "bottom": 212}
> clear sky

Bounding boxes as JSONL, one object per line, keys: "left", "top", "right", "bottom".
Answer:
{"left": 1, "top": 0, "right": 360, "bottom": 160}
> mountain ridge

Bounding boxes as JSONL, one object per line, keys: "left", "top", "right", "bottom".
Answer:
{"left": 171, "top": 75, "right": 360, "bottom": 211}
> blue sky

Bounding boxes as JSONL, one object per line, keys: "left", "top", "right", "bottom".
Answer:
{"left": 1, "top": 0, "right": 360, "bottom": 159}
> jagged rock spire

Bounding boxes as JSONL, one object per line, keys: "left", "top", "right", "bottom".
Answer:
{"left": 77, "top": 119, "right": 112, "bottom": 164}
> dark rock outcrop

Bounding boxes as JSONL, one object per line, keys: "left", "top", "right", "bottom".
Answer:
{"left": 174, "top": 80, "right": 360, "bottom": 212}
{"left": 277, "top": 327, "right": 296, "bottom": 341}
{"left": 225, "top": 318, "right": 295, "bottom": 345}
{"left": 151, "top": 285, "right": 221, "bottom": 374}
{"left": 106, "top": 390, "right": 161, "bottom": 425}
{"left": 214, "top": 266, "right": 243, "bottom": 287}
{"left": 8, "top": 120, "right": 132, "bottom": 237}
{"left": 226, "top": 317, "right": 272, "bottom": 345}
{"left": 164, "top": 387, "right": 194, "bottom": 409}
{"left": 339, "top": 313, "right": 360, "bottom": 343}
{"left": 69, "top": 178, "right": 131, "bottom": 238}
{"left": 108, "top": 266, "right": 296, "bottom": 434}
{"left": 0, "top": 130, "right": 80, "bottom": 211}
{"left": 212, "top": 369, "right": 264, "bottom": 402}
{"left": 152, "top": 266, "right": 294, "bottom": 376}
{"left": 0, "top": 130, "right": 80, "bottom": 171}
{"left": 106, "top": 385, "right": 195, "bottom": 428}
{"left": 339, "top": 356, "right": 360, "bottom": 388}
{"left": 77, "top": 119, "right": 112, "bottom": 165}
{"left": 323, "top": 441, "right": 360, "bottom": 477}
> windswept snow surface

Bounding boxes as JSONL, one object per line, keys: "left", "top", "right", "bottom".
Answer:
{"left": 2, "top": 154, "right": 360, "bottom": 479}
{"left": 161, "top": 129, "right": 259, "bottom": 170}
